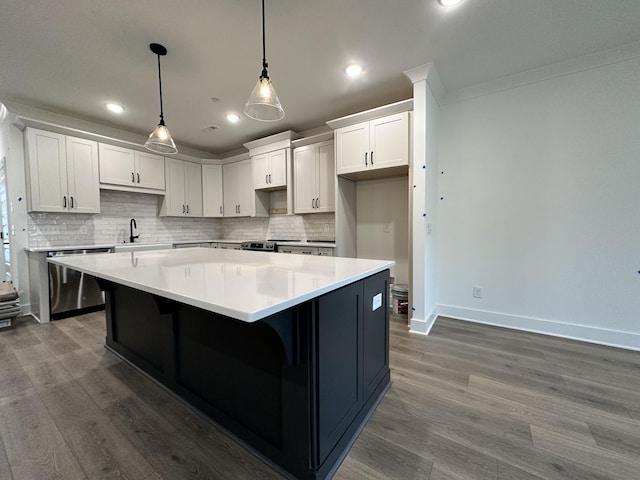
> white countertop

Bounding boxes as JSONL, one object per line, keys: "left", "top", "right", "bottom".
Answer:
{"left": 47, "top": 248, "right": 392, "bottom": 322}
{"left": 26, "top": 239, "right": 335, "bottom": 253}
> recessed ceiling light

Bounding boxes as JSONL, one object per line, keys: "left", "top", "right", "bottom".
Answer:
{"left": 226, "top": 113, "right": 240, "bottom": 123}
{"left": 106, "top": 103, "right": 125, "bottom": 114}
{"left": 345, "top": 64, "right": 364, "bottom": 78}
{"left": 438, "top": 0, "right": 463, "bottom": 6}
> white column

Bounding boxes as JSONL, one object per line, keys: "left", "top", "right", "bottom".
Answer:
{"left": 403, "top": 63, "right": 441, "bottom": 334}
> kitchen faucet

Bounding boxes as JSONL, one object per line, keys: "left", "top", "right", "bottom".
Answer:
{"left": 129, "top": 218, "right": 139, "bottom": 243}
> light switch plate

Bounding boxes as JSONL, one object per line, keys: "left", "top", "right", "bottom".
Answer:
{"left": 372, "top": 293, "right": 382, "bottom": 311}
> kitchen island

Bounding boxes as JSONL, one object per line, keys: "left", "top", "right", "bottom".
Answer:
{"left": 48, "top": 248, "right": 393, "bottom": 480}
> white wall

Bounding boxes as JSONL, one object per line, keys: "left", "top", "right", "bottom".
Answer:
{"left": 437, "top": 56, "right": 640, "bottom": 350}
{"left": 356, "top": 176, "right": 409, "bottom": 284}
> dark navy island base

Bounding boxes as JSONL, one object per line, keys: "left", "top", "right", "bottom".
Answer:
{"left": 101, "top": 269, "right": 391, "bottom": 480}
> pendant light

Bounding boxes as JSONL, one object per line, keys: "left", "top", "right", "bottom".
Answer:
{"left": 145, "top": 43, "right": 178, "bottom": 154}
{"left": 244, "top": 0, "right": 285, "bottom": 122}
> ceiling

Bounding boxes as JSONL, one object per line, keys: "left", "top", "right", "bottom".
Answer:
{"left": 2, "top": 0, "right": 640, "bottom": 156}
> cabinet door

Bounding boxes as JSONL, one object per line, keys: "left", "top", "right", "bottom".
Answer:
{"left": 164, "top": 158, "right": 186, "bottom": 216}
{"left": 98, "top": 144, "right": 136, "bottom": 186}
{"left": 66, "top": 137, "right": 100, "bottom": 213}
{"left": 293, "top": 145, "right": 316, "bottom": 214}
{"left": 268, "top": 149, "right": 287, "bottom": 188}
{"left": 135, "top": 151, "right": 166, "bottom": 190}
{"left": 316, "top": 141, "right": 335, "bottom": 213}
{"left": 252, "top": 153, "right": 269, "bottom": 189}
{"left": 316, "top": 280, "right": 364, "bottom": 464}
{"left": 362, "top": 271, "right": 389, "bottom": 398}
{"left": 335, "top": 121, "right": 369, "bottom": 175}
{"left": 25, "top": 128, "right": 68, "bottom": 212}
{"left": 222, "top": 163, "right": 239, "bottom": 217}
{"left": 236, "top": 160, "right": 254, "bottom": 217}
{"left": 184, "top": 162, "right": 203, "bottom": 217}
{"left": 369, "top": 112, "right": 409, "bottom": 170}
{"left": 202, "top": 165, "right": 224, "bottom": 217}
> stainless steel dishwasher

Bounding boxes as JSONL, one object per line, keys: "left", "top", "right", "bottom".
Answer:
{"left": 47, "top": 248, "right": 113, "bottom": 319}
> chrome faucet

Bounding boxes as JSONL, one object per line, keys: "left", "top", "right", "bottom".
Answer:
{"left": 129, "top": 218, "right": 139, "bottom": 243}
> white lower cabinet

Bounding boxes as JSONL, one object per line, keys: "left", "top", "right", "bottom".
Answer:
{"left": 278, "top": 246, "right": 334, "bottom": 256}
{"left": 160, "top": 159, "right": 203, "bottom": 217}
{"left": 202, "top": 165, "right": 224, "bottom": 217}
{"left": 216, "top": 242, "right": 242, "bottom": 250}
{"left": 294, "top": 140, "right": 335, "bottom": 214}
{"left": 25, "top": 128, "right": 100, "bottom": 213}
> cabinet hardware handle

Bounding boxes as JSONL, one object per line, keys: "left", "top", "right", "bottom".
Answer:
{"left": 316, "top": 197, "right": 320, "bottom": 208}
{"left": 365, "top": 152, "right": 368, "bottom": 165}
{"left": 371, "top": 151, "right": 374, "bottom": 165}
{"left": 70, "top": 196, "right": 74, "bottom": 208}
{"left": 137, "top": 173, "right": 140, "bottom": 183}
{"left": 186, "top": 205, "right": 189, "bottom": 214}
{"left": 311, "top": 198, "right": 315, "bottom": 209}
{"left": 182, "top": 204, "right": 185, "bottom": 214}
{"left": 269, "top": 174, "right": 272, "bottom": 184}
{"left": 63, "top": 196, "right": 67, "bottom": 208}
{"left": 265, "top": 174, "right": 268, "bottom": 184}
{"left": 131, "top": 172, "right": 135, "bottom": 182}
{"left": 219, "top": 206, "right": 222, "bottom": 214}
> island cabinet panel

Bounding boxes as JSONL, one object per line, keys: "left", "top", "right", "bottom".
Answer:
{"left": 101, "top": 268, "right": 390, "bottom": 480}
{"left": 175, "top": 305, "right": 285, "bottom": 448}
{"left": 315, "top": 281, "right": 364, "bottom": 464}
{"left": 362, "top": 271, "right": 390, "bottom": 398}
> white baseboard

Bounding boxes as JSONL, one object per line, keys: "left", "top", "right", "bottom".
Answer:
{"left": 409, "top": 308, "right": 438, "bottom": 336}
{"left": 437, "top": 305, "right": 640, "bottom": 352}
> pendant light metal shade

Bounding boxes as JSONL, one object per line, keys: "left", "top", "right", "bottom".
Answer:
{"left": 244, "top": 0, "right": 285, "bottom": 121}
{"left": 145, "top": 43, "right": 178, "bottom": 154}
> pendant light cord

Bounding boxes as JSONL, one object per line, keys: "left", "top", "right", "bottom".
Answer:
{"left": 261, "top": 0, "right": 269, "bottom": 79}
{"left": 157, "top": 54, "right": 165, "bottom": 126}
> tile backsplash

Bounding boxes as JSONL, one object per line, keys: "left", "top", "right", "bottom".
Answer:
{"left": 28, "top": 190, "right": 335, "bottom": 247}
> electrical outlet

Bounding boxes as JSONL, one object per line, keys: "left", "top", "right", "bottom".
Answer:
{"left": 473, "top": 286, "right": 483, "bottom": 298}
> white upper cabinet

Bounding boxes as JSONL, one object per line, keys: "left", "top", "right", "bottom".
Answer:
{"left": 252, "top": 148, "right": 287, "bottom": 190}
{"left": 65, "top": 136, "right": 101, "bottom": 213}
{"left": 202, "top": 165, "right": 224, "bottom": 217}
{"left": 294, "top": 140, "right": 335, "bottom": 214}
{"left": 160, "top": 159, "right": 202, "bottom": 217}
{"left": 98, "top": 144, "right": 165, "bottom": 192}
{"left": 25, "top": 128, "right": 100, "bottom": 213}
{"left": 335, "top": 111, "right": 409, "bottom": 176}
{"left": 223, "top": 160, "right": 268, "bottom": 217}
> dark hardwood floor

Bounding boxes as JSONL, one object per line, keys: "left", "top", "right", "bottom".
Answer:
{"left": 0, "top": 311, "right": 638, "bottom": 479}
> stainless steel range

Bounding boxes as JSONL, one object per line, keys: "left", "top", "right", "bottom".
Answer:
{"left": 240, "top": 241, "right": 277, "bottom": 252}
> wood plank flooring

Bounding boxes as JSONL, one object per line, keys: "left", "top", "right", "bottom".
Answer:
{"left": 0, "top": 312, "right": 638, "bottom": 479}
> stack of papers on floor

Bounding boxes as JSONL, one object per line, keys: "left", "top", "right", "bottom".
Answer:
{"left": 0, "top": 281, "right": 19, "bottom": 328}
